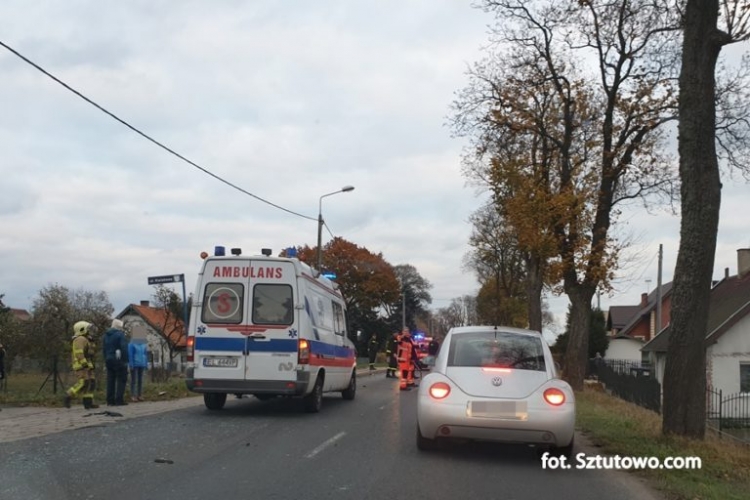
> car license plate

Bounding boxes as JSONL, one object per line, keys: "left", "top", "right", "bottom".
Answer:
{"left": 203, "top": 357, "right": 238, "bottom": 368}
{"left": 468, "top": 401, "right": 528, "bottom": 420}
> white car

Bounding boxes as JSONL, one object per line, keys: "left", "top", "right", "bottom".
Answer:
{"left": 416, "top": 326, "right": 575, "bottom": 456}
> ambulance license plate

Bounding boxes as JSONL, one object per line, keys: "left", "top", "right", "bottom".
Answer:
{"left": 203, "top": 357, "right": 238, "bottom": 368}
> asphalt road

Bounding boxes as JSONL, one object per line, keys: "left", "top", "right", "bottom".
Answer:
{"left": 0, "top": 375, "right": 660, "bottom": 500}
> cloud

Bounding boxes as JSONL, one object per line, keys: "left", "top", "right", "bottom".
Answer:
{"left": 1, "top": 0, "right": 748, "bottom": 342}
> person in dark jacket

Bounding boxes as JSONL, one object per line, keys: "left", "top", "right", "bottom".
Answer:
{"left": 367, "top": 334, "right": 379, "bottom": 371}
{"left": 427, "top": 338, "right": 440, "bottom": 356}
{"left": 0, "top": 342, "right": 6, "bottom": 383}
{"left": 103, "top": 319, "right": 129, "bottom": 406}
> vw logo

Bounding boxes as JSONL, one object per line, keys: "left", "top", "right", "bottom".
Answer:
{"left": 491, "top": 377, "right": 503, "bottom": 387}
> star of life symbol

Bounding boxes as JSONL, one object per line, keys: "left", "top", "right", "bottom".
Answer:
{"left": 288, "top": 328, "right": 298, "bottom": 338}
{"left": 197, "top": 325, "right": 206, "bottom": 335}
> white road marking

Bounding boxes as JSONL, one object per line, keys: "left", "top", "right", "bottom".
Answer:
{"left": 305, "top": 431, "right": 347, "bottom": 458}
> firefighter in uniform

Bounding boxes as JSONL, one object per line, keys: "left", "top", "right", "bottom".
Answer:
{"left": 397, "top": 328, "right": 418, "bottom": 390}
{"left": 385, "top": 333, "right": 399, "bottom": 378}
{"left": 64, "top": 321, "right": 99, "bottom": 409}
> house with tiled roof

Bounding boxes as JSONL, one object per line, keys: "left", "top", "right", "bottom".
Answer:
{"left": 117, "top": 300, "right": 187, "bottom": 373}
{"left": 642, "top": 249, "right": 750, "bottom": 396}
{"left": 604, "top": 283, "right": 672, "bottom": 363}
{"left": 9, "top": 308, "right": 31, "bottom": 321}
{"left": 606, "top": 305, "right": 641, "bottom": 336}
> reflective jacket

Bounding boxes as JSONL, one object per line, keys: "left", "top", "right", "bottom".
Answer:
{"left": 71, "top": 335, "right": 94, "bottom": 371}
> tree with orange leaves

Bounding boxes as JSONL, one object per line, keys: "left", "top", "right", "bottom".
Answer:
{"left": 293, "top": 237, "right": 401, "bottom": 349}
{"left": 455, "top": 0, "right": 681, "bottom": 390}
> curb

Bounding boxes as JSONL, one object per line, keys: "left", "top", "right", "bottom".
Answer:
{"left": 1, "top": 368, "right": 388, "bottom": 444}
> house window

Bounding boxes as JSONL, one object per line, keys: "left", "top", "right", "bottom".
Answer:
{"left": 641, "top": 351, "right": 651, "bottom": 366}
{"left": 741, "top": 363, "right": 750, "bottom": 393}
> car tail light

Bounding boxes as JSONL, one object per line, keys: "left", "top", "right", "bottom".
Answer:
{"left": 429, "top": 382, "right": 451, "bottom": 399}
{"left": 187, "top": 336, "right": 195, "bottom": 362}
{"left": 543, "top": 388, "right": 565, "bottom": 406}
{"left": 298, "top": 339, "right": 310, "bottom": 364}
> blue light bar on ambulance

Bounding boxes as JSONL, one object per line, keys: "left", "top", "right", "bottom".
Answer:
{"left": 322, "top": 271, "right": 337, "bottom": 280}
{"left": 286, "top": 247, "right": 297, "bottom": 257}
{"left": 215, "top": 246, "right": 226, "bottom": 256}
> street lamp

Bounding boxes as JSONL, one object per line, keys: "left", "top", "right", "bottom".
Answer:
{"left": 317, "top": 185, "right": 354, "bottom": 275}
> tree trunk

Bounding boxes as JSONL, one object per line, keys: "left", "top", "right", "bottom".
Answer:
{"left": 662, "top": 0, "right": 725, "bottom": 438}
{"left": 563, "top": 287, "right": 595, "bottom": 391}
{"left": 526, "top": 255, "right": 544, "bottom": 332}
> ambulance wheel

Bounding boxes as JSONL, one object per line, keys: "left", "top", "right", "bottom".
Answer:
{"left": 204, "top": 393, "right": 227, "bottom": 410}
{"left": 341, "top": 370, "right": 356, "bottom": 400}
{"left": 304, "top": 376, "right": 323, "bottom": 413}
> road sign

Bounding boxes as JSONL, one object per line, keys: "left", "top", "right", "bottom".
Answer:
{"left": 147, "top": 274, "right": 184, "bottom": 285}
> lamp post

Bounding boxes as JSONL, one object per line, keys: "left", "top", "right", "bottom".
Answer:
{"left": 317, "top": 185, "right": 354, "bottom": 275}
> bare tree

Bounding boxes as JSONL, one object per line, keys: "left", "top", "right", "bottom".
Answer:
{"left": 465, "top": 203, "right": 529, "bottom": 326}
{"left": 434, "top": 296, "right": 478, "bottom": 331}
{"left": 456, "top": 0, "right": 681, "bottom": 389}
{"left": 151, "top": 285, "right": 188, "bottom": 379}
{"left": 23, "top": 285, "right": 113, "bottom": 393}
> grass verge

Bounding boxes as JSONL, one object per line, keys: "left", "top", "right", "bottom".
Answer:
{"left": 0, "top": 372, "right": 198, "bottom": 407}
{"left": 577, "top": 388, "right": 750, "bottom": 500}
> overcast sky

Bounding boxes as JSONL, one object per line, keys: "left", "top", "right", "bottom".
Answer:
{"left": 1, "top": 1, "right": 749, "bottom": 339}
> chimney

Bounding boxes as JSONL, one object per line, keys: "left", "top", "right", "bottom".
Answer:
{"left": 739, "top": 249, "right": 750, "bottom": 278}
{"left": 140, "top": 300, "right": 150, "bottom": 307}
{"left": 641, "top": 293, "right": 648, "bottom": 307}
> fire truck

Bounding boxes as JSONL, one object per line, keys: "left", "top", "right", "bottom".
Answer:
{"left": 412, "top": 332, "right": 434, "bottom": 361}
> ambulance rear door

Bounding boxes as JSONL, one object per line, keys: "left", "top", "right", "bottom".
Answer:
{"left": 194, "top": 259, "right": 250, "bottom": 382}
{"left": 244, "top": 259, "right": 299, "bottom": 383}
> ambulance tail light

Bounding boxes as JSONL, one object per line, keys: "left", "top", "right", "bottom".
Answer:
{"left": 187, "top": 336, "right": 195, "bottom": 362}
{"left": 298, "top": 339, "right": 310, "bottom": 364}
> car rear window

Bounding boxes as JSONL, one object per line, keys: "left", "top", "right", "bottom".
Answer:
{"left": 447, "top": 331, "right": 546, "bottom": 371}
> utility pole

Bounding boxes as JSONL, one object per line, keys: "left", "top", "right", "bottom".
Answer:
{"left": 656, "top": 243, "right": 663, "bottom": 336}
{"left": 402, "top": 293, "right": 406, "bottom": 329}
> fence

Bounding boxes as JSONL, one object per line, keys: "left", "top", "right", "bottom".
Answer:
{"left": 707, "top": 387, "right": 750, "bottom": 432}
{"left": 588, "top": 361, "right": 750, "bottom": 442}
{"left": 588, "top": 358, "right": 661, "bottom": 413}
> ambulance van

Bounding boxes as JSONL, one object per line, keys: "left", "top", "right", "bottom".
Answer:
{"left": 186, "top": 246, "right": 357, "bottom": 412}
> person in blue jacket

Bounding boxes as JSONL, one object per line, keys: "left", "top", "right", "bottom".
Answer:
{"left": 128, "top": 339, "right": 149, "bottom": 402}
{"left": 102, "top": 319, "right": 129, "bottom": 406}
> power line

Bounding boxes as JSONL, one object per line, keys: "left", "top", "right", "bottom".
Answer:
{"left": 617, "top": 248, "right": 660, "bottom": 295}
{"left": 0, "top": 39, "right": 316, "bottom": 222}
